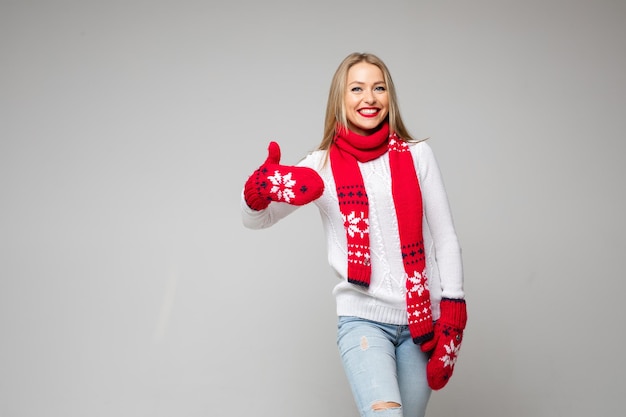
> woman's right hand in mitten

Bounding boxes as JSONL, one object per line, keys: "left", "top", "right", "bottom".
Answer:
{"left": 244, "top": 141, "right": 324, "bottom": 211}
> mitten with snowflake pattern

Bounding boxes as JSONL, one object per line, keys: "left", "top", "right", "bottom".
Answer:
{"left": 244, "top": 141, "right": 324, "bottom": 211}
{"left": 420, "top": 298, "right": 467, "bottom": 390}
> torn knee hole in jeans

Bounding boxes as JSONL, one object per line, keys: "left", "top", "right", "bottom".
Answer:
{"left": 371, "top": 401, "right": 402, "bottom": 411}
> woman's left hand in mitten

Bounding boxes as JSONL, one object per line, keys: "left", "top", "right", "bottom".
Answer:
{"left": 420, "top": 298, "right": 467, "bottom": 390}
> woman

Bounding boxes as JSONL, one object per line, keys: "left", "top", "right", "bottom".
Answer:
{"left": 241, "top": 52, "right": 467, "bottom": 417}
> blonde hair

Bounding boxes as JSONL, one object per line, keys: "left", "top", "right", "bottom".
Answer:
{"left": 317, "top": 52, "right": 414, "bottom": 151}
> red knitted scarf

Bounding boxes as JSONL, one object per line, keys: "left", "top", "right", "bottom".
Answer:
{"left": 330, "top": 123, "right": 434, "bottom": 343}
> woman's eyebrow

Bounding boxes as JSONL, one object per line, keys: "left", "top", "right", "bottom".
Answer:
{"left": 347, "top": 80, "right": 385, "bottom": 85}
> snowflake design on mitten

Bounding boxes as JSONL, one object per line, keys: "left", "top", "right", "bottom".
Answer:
{"left": 439, "top": 338, "right": 462, "bottom": 368}
{"left": 268, "top": 170, "right": 296, "bottom": 203}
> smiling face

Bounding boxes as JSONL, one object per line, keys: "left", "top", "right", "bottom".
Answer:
{"left": 344, "top": 62, "right": 389, "bottom": 136}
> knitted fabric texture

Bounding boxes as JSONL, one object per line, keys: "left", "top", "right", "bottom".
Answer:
{"left": 422, "top": 298, "right": 467, "bottom": 390}
{"left": 330, "top": 124, "right": 434, "bottom": 344}
{"left": 244, "top": 141, "right": 324, "bottom": 210}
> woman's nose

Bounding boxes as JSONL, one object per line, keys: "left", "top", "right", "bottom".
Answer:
{"left": 363, "top": 90, "right": 376, "bottom": 104}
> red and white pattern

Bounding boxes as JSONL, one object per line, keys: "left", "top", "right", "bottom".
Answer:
{"left": 330, "top": 123, "right": 434, "bottom": 343}
{"left": 439, "top": 338, "right": 461, "bottom": 369}
{"left": 268, "top": 170, "right": 296, "bottom": 203}
{"left": 423, "top": 298, "right": 467, "bottom": 390}
{"left": 343, "top": 211, "right": 369, "bottom": 238}
{"left": 244, "top": 141, "right": 324, "bottom": 211}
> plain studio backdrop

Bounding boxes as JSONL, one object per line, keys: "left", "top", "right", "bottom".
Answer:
{"left": 1, "top": 1, "right": 624, "bottom": 416}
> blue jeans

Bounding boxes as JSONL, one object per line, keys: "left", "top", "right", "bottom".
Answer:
{"left": 337, "top": 316, "right": 431, "bottom": 417}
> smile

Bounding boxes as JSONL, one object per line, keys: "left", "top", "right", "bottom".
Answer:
{"left": 358, "top": 108, "right": 380, "bottom": 118}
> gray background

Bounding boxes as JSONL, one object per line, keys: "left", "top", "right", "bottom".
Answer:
{"left": 1, "top": 0, "right": 624, "bottom": 416}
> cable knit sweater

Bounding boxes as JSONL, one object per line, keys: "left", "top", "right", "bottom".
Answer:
{"left": 241, "top": 140, "right": 463, "bottom": 323}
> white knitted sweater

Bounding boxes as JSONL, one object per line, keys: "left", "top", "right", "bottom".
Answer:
{"left": 241, "top": 140, "right": 464, "bottom": 323}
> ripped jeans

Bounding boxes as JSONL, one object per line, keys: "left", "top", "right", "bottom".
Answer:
{"left": 337, "top": 316, "right": 431, "bottom": 417}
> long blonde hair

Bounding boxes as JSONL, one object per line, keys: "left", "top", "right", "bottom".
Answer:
{"left": 317, "top": 52, "right": 414, "bottom": 151}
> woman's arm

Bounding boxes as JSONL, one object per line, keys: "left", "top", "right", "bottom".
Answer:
{"left": 415, "top": 142, "right": 464, "bottom": 299}
{"left": 241, "top": 192, "right": 301, "bottom": 229}
{"left": 241, "top": 144, "right": 325, "bottom": 230}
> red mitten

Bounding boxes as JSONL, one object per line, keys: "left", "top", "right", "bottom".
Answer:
{"left": 421, "top": 298, "right": 467, "bottom": 390}
{"left": 244, "top": 141, "right": 324, "bottom": 211}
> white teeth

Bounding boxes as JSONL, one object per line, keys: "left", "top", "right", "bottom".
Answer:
{"left": 359, "top": 109, "right": 377, "bottom": 115}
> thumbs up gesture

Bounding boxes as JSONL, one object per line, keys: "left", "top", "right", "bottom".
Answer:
{"left": 244, "top": 142, "right": 324, "bottom": 211}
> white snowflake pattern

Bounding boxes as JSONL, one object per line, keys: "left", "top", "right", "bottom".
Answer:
{"left": 343, "top": 211, "right": 369, "bottom": 238}
{"left": 407, "top": 270, "right": 428, "bottom": 298}
{"left": 268, "top": 170, "right": 296, "bottom": 203}
{"left": 439, "top": 340, "right": 461, "bottom": 368}
{"left": 389, "top": 134, "right": 409, "bottom": 152}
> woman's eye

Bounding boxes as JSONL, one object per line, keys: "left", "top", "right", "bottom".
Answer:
{"left": 374, "top": 86, "right": 386, "bottom": 91}
{"left": 351, "top": 87, "right": 362, "bottom": 92}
